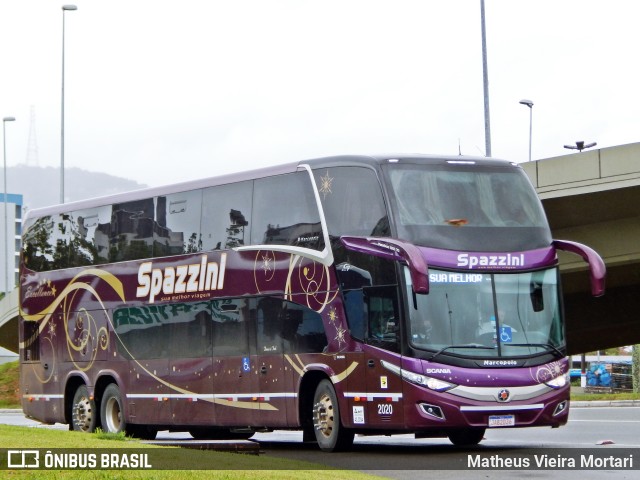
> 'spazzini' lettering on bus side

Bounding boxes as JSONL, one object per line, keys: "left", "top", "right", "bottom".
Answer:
{"left": 457, "top": 253, "right": 525, "bottom": 269}
{"left": 136, "top": 253, "right": 227, "bottom": 303}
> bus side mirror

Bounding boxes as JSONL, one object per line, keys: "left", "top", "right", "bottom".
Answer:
{"left": 340, "top": 236, "right": 429, "bottom": 294}
{"left": 553, "top": 239, "right": 606, "bottom": 297}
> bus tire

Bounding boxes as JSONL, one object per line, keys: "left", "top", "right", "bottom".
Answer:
{"left": 71, "top": 385, "right": 98, "bottom": 433}
{"left": 100, "top": 384, "right": 125, "bottom": 434}
{"left": 448, "top": 428, "right": 486, "bottom": 446}
{"left": 312, "top": 379, "right": 354, "bottom": 452}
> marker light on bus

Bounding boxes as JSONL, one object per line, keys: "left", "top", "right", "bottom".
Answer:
{"left": 381, "top": 360, "right": 456, "bottom": 392}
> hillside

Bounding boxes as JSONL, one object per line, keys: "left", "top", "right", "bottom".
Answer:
{"left": 0, "top": 361, "right": 19, "bottom": 408}
{"left": 6, "top": 165, "right": 147, "bottom": 211}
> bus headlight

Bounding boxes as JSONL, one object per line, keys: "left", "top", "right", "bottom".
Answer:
{"left": 381, "top": 360, "right": 456, "bottom": 392}
{"left": 544, "top": 373, "right": 568, "bottom": 389}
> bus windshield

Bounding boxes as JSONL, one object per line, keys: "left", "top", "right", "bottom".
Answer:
{"left": 407, "top": 267, "right": 564, "bottom": 358}
{"left": 384, "top": 163, "right": 551, "bottom": 251}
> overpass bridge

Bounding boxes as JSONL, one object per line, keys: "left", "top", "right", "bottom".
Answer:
{"left": 1, "top": 143, "right": 639, "bottom": 355}
{"left": 521, "top": 142, "right": 640, "bottom": 354}
{"left": 0, "top": 288, "right": 18, "bottom": 355}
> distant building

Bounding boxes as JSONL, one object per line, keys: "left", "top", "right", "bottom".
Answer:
{"left": 0, "top": 193, "right": 23, "bottom": 292}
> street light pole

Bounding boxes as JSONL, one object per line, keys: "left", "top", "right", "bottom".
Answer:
{"left": 61, "top": 4, "right": 77, "bottom": 205}
{"left": 480, "top": 0, "right": 491, "bottom": 157}
{"left": 2, "top": 117, "right": 15, "bottom": 294}
{"left": 519, "top": 99, "right": 534, "bottom": 162}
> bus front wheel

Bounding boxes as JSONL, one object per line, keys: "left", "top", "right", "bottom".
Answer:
{"left": 71, "top": 385, "right": 98, "bottom": 433}
{"left": 100, "top": 384, "right": 125, "bottom": 434}
{"left": 448, "top": 428, "right": 486, "bottom": 446}
{"left": 312, "top": 379, "right": 354, "bottom": 452}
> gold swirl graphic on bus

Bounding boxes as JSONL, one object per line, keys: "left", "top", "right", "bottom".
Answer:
{"left": 30, "top": 336, "right": 56, "bottom": 384}
{"left": 20, "top": 269, "right": 125, "bottom": 383}
{"left": 285, "top": 354, "right": 358, "bottom": 384}
{"left": 20, "top": 268, "right": 125, "bottom": 323}
{"left": 252, "top": 250, "right": 339, "bottom": 314}
{"left": 253, "top": 250, "right": 276, "bottom": 293}
{"left": 318, "top": 170, "right": 334, "bottom": 199}
{"left": 214, "top": 398, "right": 277, "bottom": 411}
{"left": 331, "top": 361, "right": 359, "bottom": 384}
{"left": 285, "top": 254, "right": 338, "bottom": 314}
{"left": 21, "top": 267, "right": 279, "bottom": 411}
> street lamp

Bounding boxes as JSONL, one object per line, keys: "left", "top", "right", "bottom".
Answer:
{"left": 61, "top": 4, "right": 77, "bottom": 204}
{"left": 2, "top": 117, "right": 15, "bottom": 294}
{"left": 519, "top": 99, "right": 533, "bottom": 162}
{"left": 480, "top": 0, "right": 491, "bottom": 157}
{"left": 564, "top": 141, "right": 597, "bottom": 152}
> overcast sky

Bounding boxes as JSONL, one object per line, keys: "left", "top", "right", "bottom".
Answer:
{"left": 1, "top": 1, "right": 639, "bottom": 192}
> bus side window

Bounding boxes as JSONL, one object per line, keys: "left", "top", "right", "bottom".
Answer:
{"left": 343, "top": 289, "right": 366, "bottom": 341}
{"left": 251, "top": 172, "right": 323, "bottom": 250}
{"left": 170, "top": 302, "right": 212, "bottom": 358}
{"left": 365, "top": 286, "right": 400, "bottom": 353}
{"left": 294, "top": 307, "right": 327, "bottom": 353}
{"left": 254, "top": 298, "right": 328, "bottom": 354}
{"left": 314, "top": 166, "right": 388, "bottom": 239}
{"left": 110, "top": 198, "right": 155, "bottom": 262}
{"left": 23, "top": 320, "right": 40, "bottom": 361}
{"left": 201, "top": 181, "right": 253, "bottom": 251}
{"left": 211, "top": 300, "right": 250, "bottom": 356}
{"left": 155, "top": 190, "right": 203, "bottom": 257}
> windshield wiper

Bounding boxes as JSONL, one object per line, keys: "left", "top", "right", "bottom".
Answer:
{"left": 508, "top": 343, "right": 565, "bottom": 358}
{"left": 429, "top": 344, "right": 495, "bottom": 361}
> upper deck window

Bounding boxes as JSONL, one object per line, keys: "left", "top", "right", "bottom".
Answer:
{"left": 383, "top": 163, "right": 551, "bottom": 251}
{"left": 313, "top": 166, "right": 389, "bottom": 241}
{"left": 251, "top": 171, "right": 324, "bottom": 250}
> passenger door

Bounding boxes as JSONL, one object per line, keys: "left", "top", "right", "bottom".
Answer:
{"left": 254, "top": 297, "right": 288, "bottom": 427}
{"left": 363, "top": 287, "right": 405, "bottom": 427}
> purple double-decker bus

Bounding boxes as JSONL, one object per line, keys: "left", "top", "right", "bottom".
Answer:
{"left": 19, "top": 155, "right": 605, "bottom": 451}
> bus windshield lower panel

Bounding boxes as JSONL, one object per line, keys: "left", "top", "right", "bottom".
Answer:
{"left": 407, "top": 267, "right": 564, "bottom": 358}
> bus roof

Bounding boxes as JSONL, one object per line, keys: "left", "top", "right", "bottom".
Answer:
{"left": 24, "top": 154, "right": 519, "bottom": 223}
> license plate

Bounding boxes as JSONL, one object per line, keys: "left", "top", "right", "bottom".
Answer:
{"left": 488, "top": 415, "right": 515, "bottom": 427}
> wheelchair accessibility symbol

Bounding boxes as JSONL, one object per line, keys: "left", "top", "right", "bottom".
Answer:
{"left": 500, "top": 326, "right": 513, "bottom": 343}
{"left": 242, "top": 357, "right": 251, "bottom": 372}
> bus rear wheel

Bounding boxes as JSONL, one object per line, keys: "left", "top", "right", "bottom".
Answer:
{"left": 100, "top": 384, "right": 125, "bottom": 434}
{"left": 71, "top": 385, "right": 98, "bottom": 433}
{"left": 448, "top": 428, "right": 486, "bottom": 446}
{"left": 312, "top": 379, "right": 354, "bottom": 452}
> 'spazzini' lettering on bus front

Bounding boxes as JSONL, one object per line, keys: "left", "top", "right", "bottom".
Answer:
{"left": 136, "top": 253, "right": 227, "bottom": 303}
{"left": 457, "top": 253, "right": 525, "bottom": 269}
